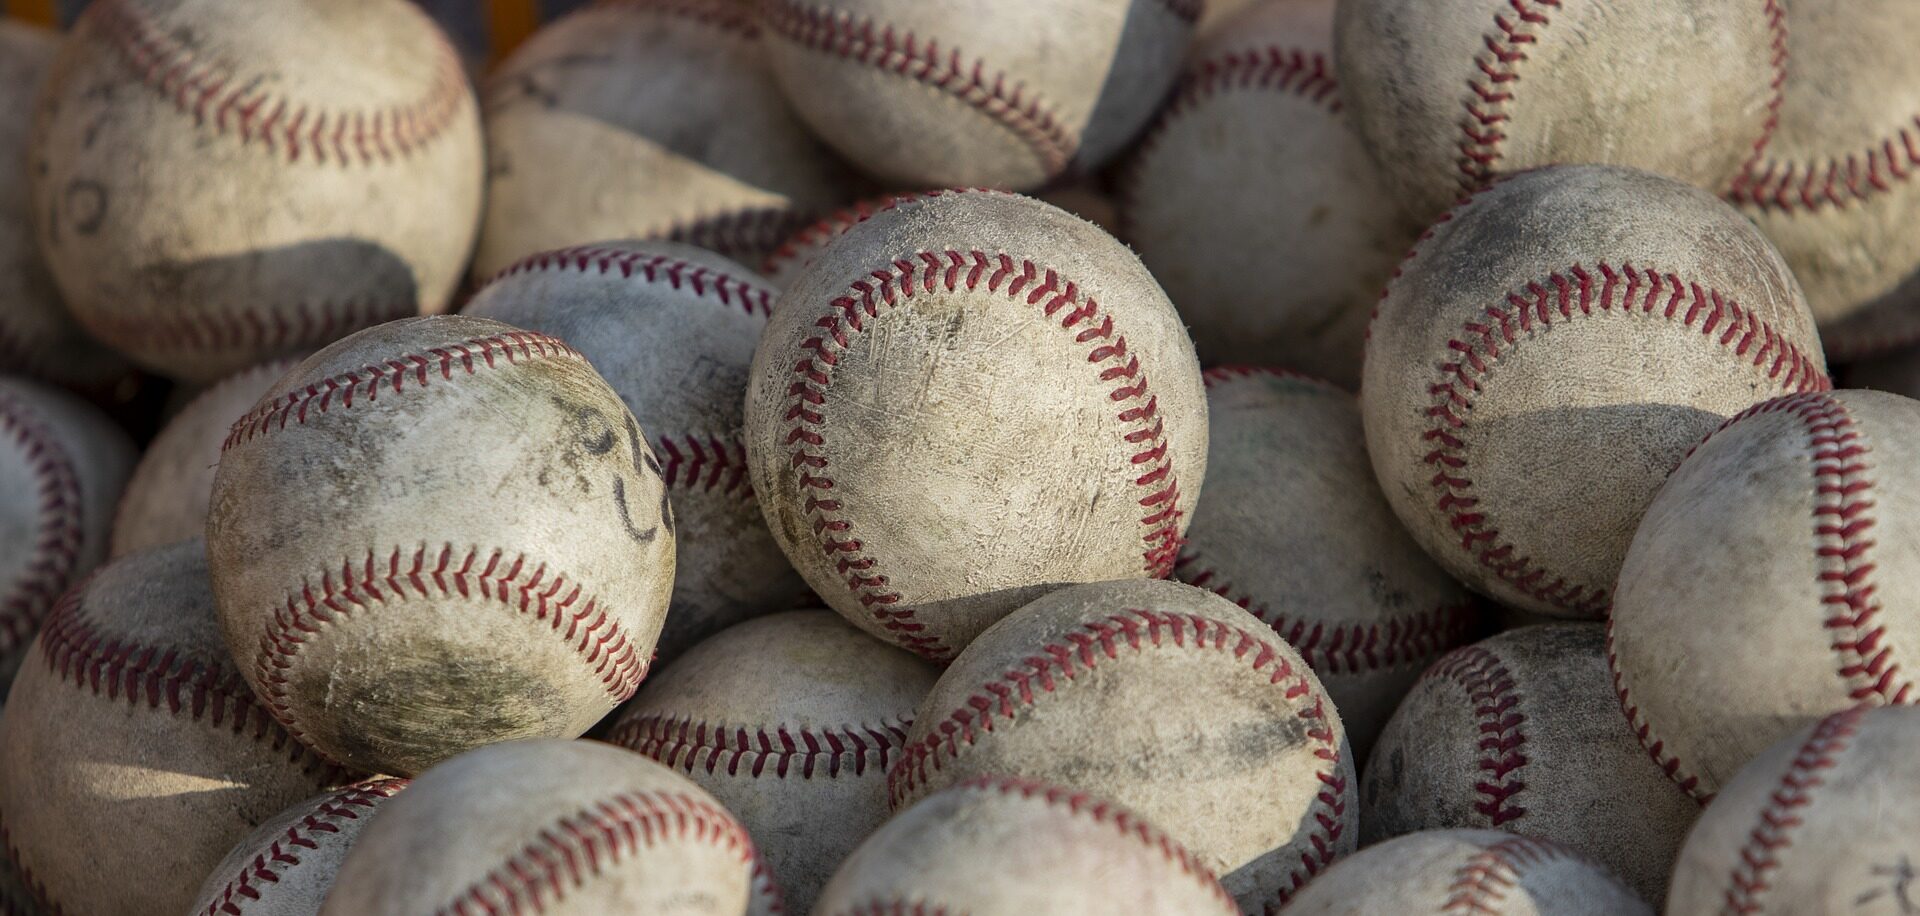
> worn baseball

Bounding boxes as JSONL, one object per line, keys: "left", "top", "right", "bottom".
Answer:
{"left": 1667, "top": 706, "right": 1920, "bottom": 915}
{"left": 1610, "top": 389, "right": 1920, "bottom": 802}
{"left": 1360, "top": 624, "right": 1698, "bottom": 903}
{"left": 1279, "top": 829, "right": 1650, "bottom": 915}
{"left": 476, "top": 0, "right": 854, "bottom": 279}
{"left": 29, "top": 0, "right": 483, "bottom": 382}
{"left": 0, "top": 541, "right": 355, "bottom": 916}
{"left": 755, "top": 0, "right": 1195, "bottom": 189}
{"left": 760, "top": 189, "right": 953, "bottom": 290}
{"left": 815, "top": 775, "right": 1237, "bottom": 916}
{"left": 1730, "top": 0, "right": 1920, "bottom": 331}
{"left": 1121, "top": 0, "right": 1411, "bottom": 386}
{"left": 320, "top": 739, "right": 772, "bottom": 915}
{"left": 1174, "top": 367, "right": 1475, "bottom": 758}
{"left": 744, "top": 189, "right": 1207, "bottom": 660}
{"left": 607, "top": 610, "right": 939, "bottom": 910}
{"left": 466, "top": 241, "right": 804, "bottom": 659}
{"left": 206, "top": 315, "right": 675, "bottom": 777}
{"left": 1334, "top": 0, "right": 1783, "bottom": 225}
{"left": 0, "top": 376, "right": 133, "bottom": 686}
{"left": 890, "top": 578, "right": 1354, "bottom": 912}
{"left": 0, "top": 21, "right": 126, "bottom": 390}
{"left": 1362, "top": 165, "right": 1827, "bottom": 619}
{"left": 189, "top": 778, "right": 407, "bottom": 916}
{"left": 110, "top": 358, "right": 294, "bottom": 558}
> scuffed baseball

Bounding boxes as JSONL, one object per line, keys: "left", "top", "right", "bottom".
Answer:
{"left": 1362, "top": 165, "right": 1826, "bottom": 619}
{"left": 320, "top": 739, "right": 770, "bottom": 915}
{"left": 607, "top": 610, "right": 938, "bottom": 910}
{"left": 466, "top": 241, "right": 803, "bottom": 659}
{"left": 744, "top": 189, "right": 1207, "bottom": 660}
{"left": 1667, "top": 706, "right": 1920, "bottom": 915}
{"left": 1334, "top": 0, "right": 1783, "bottom": 224}
{"left": 889, "top": 578, "right": 1354, "bottom": 912}
{"left": 814, "top": 775, "right": 1238, "bottom": 916}
{"left": 0, "top": 541, "right": 356, "bottom": 916}
{"left": 30, "top": 0, "right": 484, "bottom": 381}
{"left": 1122, "top": 0, "right": 1411, "bottom": 385}
{"left": 189, "top": 778, "right": 407, "bottom": 916}
{"left": 1730, "top": 0, "right": 1920, "bottom": 330}
{"left": 1360, "top": 624, "right": 1698, "bottom": 903}
{"left": 1278, "top": 828, "right": 1650, "bottom": 915}
{"left": 1176, "top": 368, "right": 1475, "bottom": 758}
{"left": 109, "top": 358, "right": 294, "bottom": 558}
{"left": 0, "top": 376, "right": 133, "bottom": 685}
{"left": 1610, "top": 389, "right": 1920, "bottom": 801}
{"left": 476, "top": 0, "right": 854, "bottom": 278}
{"left": 756, "top": 0, "right": 1195, "bottom": 189}
{"left": 0, "top": 21, "right": 126, "bottom": 390}
{"left": 207, "top": 315, "right": 675, "bottom": 776}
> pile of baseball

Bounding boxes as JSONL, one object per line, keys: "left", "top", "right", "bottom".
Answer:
{"left": 5, "top": 0, "right": 1920, "bottom": 912}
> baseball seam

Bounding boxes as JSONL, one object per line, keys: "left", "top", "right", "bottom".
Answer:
{"left": 1607, "top": 613, "right": 1709, "bottom": 803}
{"left": 886, "top": 607, "right": 1348, "bottom": 905}
{"left": 757, "top": 1, "right": 1077, "bottom": 180}
{"left": 1199, "top": 365, "right": 1344, "bottom": 391}
{"left": 1422, "top": 261, "right": 1828, "bottom": 615}
{"left": 610, "top": 714, "right": 912, "bottom": 779}
{"left": 1442, "top": 835, "right": 1578, "bottom": 913}
{"left": 87, "top": 0, "right": 467, "bottom": 167}
{"left": 79, "top": 296, "right": 415, "bottom": 361}
{"left": 254, "top": 544, "right": 649, "bottom": 753}
{"left": 762, "top": 189, "right": 1007, "bottom": 280}
{"left": 1720, "top": 705, "right": 1867, "bottom": 915}
{"left": 659, "top": 206, "right": 822, "bottom": 262}
{"left": 783, "top": 250, "right": 1187, "bottom": 662}
{"left": 599, "top": 0, "right": 760, "bottom": 36}
{"left": 1454, "top": 0, "right": 1560, "bottom": 192}
{"left": 0, "top": 389, "right": 84, "bottom": 655}
{"left": 655, "top": 432, "right": 753, "bottom": 497}
{"left": 221, "top": 330, "right": 585, "bottom": 451}
{"left": 1430, "top": 646, "right": 1529, "bottom": 826}
{"left": 197, "top": 779, "right": 408, "bottom": 916}
{"left": 486, "top": 244, "right": 776, "bottom": 318}
{"left": 435, "top": 789, "right": 759, "bottom": 916}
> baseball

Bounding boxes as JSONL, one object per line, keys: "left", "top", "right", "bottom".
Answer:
{"left": 744, "top": 188, "right": 1206, "bottom": 660}
{"left": 207, "top": 315, "right": 674, "bottom": 776}
{"left": 29, "top": 0, "right": 483, "bottom": 381}
{"left": 189, "top": 778, "right": 407, "bottom": 916}
{"left": 320, "top": 739, "right": 771, "bottom": 915}
{"left": 0, "top": 541, "right": 354, "bottom": 916}
{"left": 889, "top": 578, "right": 1353, "bottom": 912}
{"left": 814, "top": 775, "right": 1238, "bottom": 916}
{"left": 475, "top": 0, "right": 854, "bottom": 278}
{"left": 1362, "top": 165, "right": 1827, "bottom": 619}
{"left": 0, "top": 376, "right": 133, "bottom": 685}
{"left": 1334, "top": 0, "right": 1784, "bottom": 223}
{"left": 1823, "top": 292, "right": 1920, "bottom": 363}
{"left": 1610, "top": 389, "right": 1920, "bottom": 801}
{"left": 1278, "top": 828, "right": 1651, "bottom": 915}
{"left": 1121, "top": 0, "right": 1410, "bottom": 386}
{"left": 1360, "top": 624, "right": 1698, "bottom": 903}
{"left": 466, "top": 241, "right": 803, "bottom": 659}
{"left": 1174, "top": 367, "right": 1475, "bottom": 757}
{"left": 109, "top": 358, "right": 293, "bottom": 558}
{"left": 607, "top": 609, "right": 938, "bottom": 910}
{"left": 1666, "top": 705, "right": 1920, "bottom": 915}
{"left": 755, "top": 0, "right": 1195, "bottom": 189}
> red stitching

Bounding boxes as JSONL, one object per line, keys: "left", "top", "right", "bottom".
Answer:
{"left": 486, "top": 244, "right": 775, "bottom": 318}
{"left": 0, "top": 389, "right": 83, "bottom": 657}
{"left": 599, "top": 0, "right": 759, "bottom": 36}
{"left": 762, "top": 189, "right": 1007, "bottom": 280}
{"left": 608, "top": 714, "right": 911, "bottom": 778}
{"left": 437, "top": 789, "right": 758, "bottom": 916}
{"left": 1454, "top": 0, "right": 1560, "bottom": 192}
{"left": 1427, "top": 646, "right": 1529, "bottom": 826}
{"left": 659, "top": 207, "right": 821, "bottom": 264}
{"left": 79, "top": 297, "right": 416, "bottom": 361}
{"left": 198, "top": 778, "right": 408, "bottom": 916}
{"left": 654, "top": 432, "right": 752, "bottom": 497}
{"left": 1199, "top": 365, "right": 1340, "bottom": 390}
{"left": 86, "top": 0, "right": 466, "bottom": 166}
{"left": 1720, "top": 705, "right": 1867, "bottom": 914}
{"left": 886, "top": 608, "right": 1347, "bottom": 905}
{"left": 1607, "top": 614, "right": 1707, "bottom": 803}
{"left": 1422, "top": 261, "right": 1829, "bottom": 615}
{"left": 1441, "top": 835, "right": 1580, "bottom": 913}
{"left": 785, "top": 251, "right": 1186, "bottom": 662}
{"left": 1728, "top": 0, "right": 1880, "bottom": 214}
{"left": 221, "top": 330, "right": 584, "bottom": 451}
{"left": 758, "top": 2, "right": 1076, "bottom": 179}
{"left": 253, "top": 545, "right": 649, "bottom": 754}
{"left": 828, "top": 903, "right": 951, "bottom": 916}
{"left": 37, "top": 580, "right": 353, "bottom": 781}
